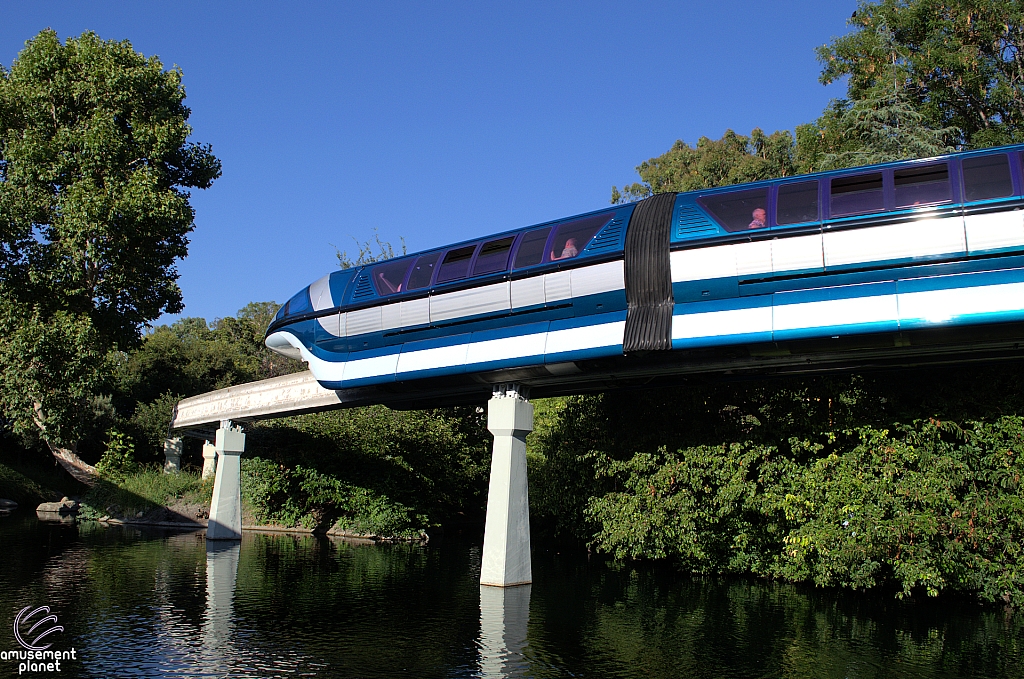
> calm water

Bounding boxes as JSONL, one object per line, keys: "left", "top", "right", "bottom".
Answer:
{"left": 0, "top": 515, "right": 1022, "bottom": 678}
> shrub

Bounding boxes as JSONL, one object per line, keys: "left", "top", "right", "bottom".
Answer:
{"left": 94, "top": 430, "right": 138, "bottom": 482}
{"left": 584, "top": 418, "right": 1024, "bottom": 605}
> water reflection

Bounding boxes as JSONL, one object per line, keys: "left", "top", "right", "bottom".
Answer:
{"left": 0, "top": 516, "right": 1022, "bottom": 678}
{"left": 478, "top": 585, "right": 530, "bottom": 677}
{"left": 201, "top": 541, "right": 239, "bottom": 674}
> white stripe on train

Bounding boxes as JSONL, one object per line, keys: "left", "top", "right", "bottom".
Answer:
{"left": 272, "top": 274, "right": 1024, "bottom": 387}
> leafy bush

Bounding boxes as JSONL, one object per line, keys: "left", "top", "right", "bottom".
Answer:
{"left": 586, "top": 418, "right": 1024, "bottom": 604}
{"left": 94, "top": 430, "right": 138, "bottom": 482}
{"left": 242, "top": 405, "right": 489, "bottom": 531}
{"left": 535, "top": 364, "right": 1024, "bottom": 604}
{"left": 241, "top": 456, "right": 426, "bottom": 538}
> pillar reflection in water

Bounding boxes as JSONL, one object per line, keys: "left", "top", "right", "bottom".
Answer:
{"left": 202, "top": 540, "right": 239, "bottom": 668}
{"left": 478, "top": 584, "right": 531, "bottom": 677}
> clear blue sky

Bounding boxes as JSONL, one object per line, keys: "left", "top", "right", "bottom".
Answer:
{"left": 2, "top": 1, "right": 855, "bottom": 325}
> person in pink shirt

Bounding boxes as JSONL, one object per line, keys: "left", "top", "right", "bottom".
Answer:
{"left": 748, "top": 208, "right": 767, "bottom": 229}
{"left": 550, "top": 237, "right": 579, "bottom": 260}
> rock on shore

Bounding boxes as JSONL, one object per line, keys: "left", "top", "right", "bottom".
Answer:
{"left": 36, "top": 497, "right": 79, "bottom": 515}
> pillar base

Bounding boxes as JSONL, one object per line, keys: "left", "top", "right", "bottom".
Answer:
{"left": 207, "top": 424, "right": 244, "bottom": 541}
{"left": 480, "top": 386, "right": 533, "bottom": 587}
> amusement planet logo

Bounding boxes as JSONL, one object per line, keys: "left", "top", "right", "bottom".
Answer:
{"left": 3, "top": 605, "right": 77, "bottom": 675}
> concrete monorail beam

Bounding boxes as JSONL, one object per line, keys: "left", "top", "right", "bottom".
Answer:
{"left": 170, "top": 370, "right": 345, "bottom": 430}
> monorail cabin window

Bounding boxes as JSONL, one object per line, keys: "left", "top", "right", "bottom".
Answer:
{"left": 407, "top": 252, "right": 441, "bottom": 290}
{"left": 473, "top": 236, "right": 516, "bottom": 275}
{"left": 284, "top": 289, "right": 311, "bottom": 317}
{"left": 962, "top": 154, "right": 1014, "bottom": 201}
{"left": 549, "top": 214, "right": 610, "bottom": 261}
{"left": 436, "top": 245, "right": 476, "bottom": 283}
{"left": 830, "top": 172, "right": 884, "bottom": 217}
{"left": 776, "top": 181, "right": 819, "bottom": 225}
{"left": 894, "top": 163, "right": 951, "bottom": 207}
{"left": 513, "top": 228, "right": 552, "bottom": 269}
{"left": 372, "top": 259, "right": 413, "bottom": 296}
{"left": 698, "top": 188, "right": 769, "bottom": 232}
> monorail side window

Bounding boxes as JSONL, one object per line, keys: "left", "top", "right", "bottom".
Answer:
{"left": 284, "top": 289, "right": 311, "bottom": 317}
{"left": 962, "top": 154, "right": 1013, "bottom": 201}
{"left": 473, "top": 236, "right": 516, "bottom": 275}
{"left": 372, "top": 259, "right": 413, "bottom": 296}
{"left": 698, "top": 188, "right": 769, "bottom": 232}
{"left": 513, "top": 228, "right": 552, "bottom": 269}
{"left": 776, "top": 181, "right": 819, "bottom": 225}
{"left": 549, "top": 214, "right": 611, "bottom": 261}
{"left": 894, "top": 163, "right": 951, "bottom": 207}
{"left": 407, "top": 252, "right": 441, "bottom": 290}
{"left": 436, "top": 245, "right": 477, "bottom": 283}
{"left": 830, "top": 172, "right": 884, "bottom": 217}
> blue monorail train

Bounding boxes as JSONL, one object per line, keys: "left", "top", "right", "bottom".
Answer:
{"left": 266, "top": 144, "right": 1024, "bottom": 404}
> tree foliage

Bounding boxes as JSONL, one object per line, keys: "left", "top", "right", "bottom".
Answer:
{"left": 531, "top": 364, "right": 1024, "bottom": 604}
{"left": 0, "top": 30, "right": 220, "bottom": 467}
{"left": 818, "top": 0, "right": 1024, "bottom": 150}
{"left": 241, "top": 405, "right": 491, "bottom": 534}
{"left": 800, "top": 18, "right": 957, "bottom": 171}
{"left": 334, "top": 227, "right": 407, "bottom": 269}
{"left": 111, "top": 305, "right": 303, "bottom": 456}
{"left": 614, "top": 1, "right": 1024, "bottom": 195}
{"left": 611, "top": 129, "right": 798, "bottom": 203}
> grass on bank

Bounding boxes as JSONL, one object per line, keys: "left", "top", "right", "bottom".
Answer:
{"left": 79, "top": 468, "right": 212, "bottom": 520}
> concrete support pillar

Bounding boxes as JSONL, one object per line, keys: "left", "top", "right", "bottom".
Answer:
{"left": 479, "top": 584, "right": 531, "bottom": 675}
{"left": 201, "top": 442, "right": 218, "bottom": 480}
{"left": 480, "top": 384, "right": 533, "bottom": 587}
{"left": 163, "top": 437, "right": 183, "bottom": 474}
{"left": 207, "top": 421, "right": 245, "bottom": 541}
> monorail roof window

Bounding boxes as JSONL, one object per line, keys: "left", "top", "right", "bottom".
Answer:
{"left": 963, "top": 153, "right": 1013, "bottom": 201}
{"left": 473, "top": 236, "right": 516, "bottom": 275}
{"left": 513, "top": 227, "right": 552, "bottom": 269}
{"left": 372, "top": 259, "right": 413, "bottom": 296}
{"left": 894, "top": 163, "right": 951, "bottom": 208}
{"left": 407, "top": 252, "right": 441, "bottom": 290}
{"left": 776, "top": 180, "right": 819, "bottom": 226}
{"left": 436, "top": 245, "right": 477, "bottom": 283}
{"left": 549, "top": 214, "right": 611, "bottom": 261}
{"left": 698, "top": 188, "right": 769, "bottom": 232}
{"left": 284, "top": 288, "right": 311, "bottom": 317}
{"left": 830, "top": 172, "right": 884, "bottom": 217}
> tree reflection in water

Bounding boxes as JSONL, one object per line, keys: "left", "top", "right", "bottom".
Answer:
{"left": 0, "top": 516, "right": 1021, "bottom": 678}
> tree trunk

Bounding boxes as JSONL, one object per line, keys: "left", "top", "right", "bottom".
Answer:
{"left": 32, "top": 403, "right": 98, "bottom": 486}
{"left": 44, "top": 440, "right": 98, "bottom": 486}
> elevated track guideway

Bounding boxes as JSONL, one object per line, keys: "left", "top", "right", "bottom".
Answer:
{"left": 173, "top": 145, "right": 1024, "bottom": 587}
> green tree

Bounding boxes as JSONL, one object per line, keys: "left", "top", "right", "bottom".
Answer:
{"left": 817, "top": 0, "right": 1024, "bottom": 150}
{"left": 0, "top": 30, "right": 220, "bottom": 481}
{"left": 213, "top": 301, "right": 303, "bottom": 380}
{"left": 111, "top": 307, "right": 302, "bottom": 458}
{"left": 611, "top": 128, "right": 798, "bottom": 203}
{"left": 333, "top": 227, "right": 407, "bottom": 269}
{"left": 799, "top": 19, "right": 956, "bottom": 171}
